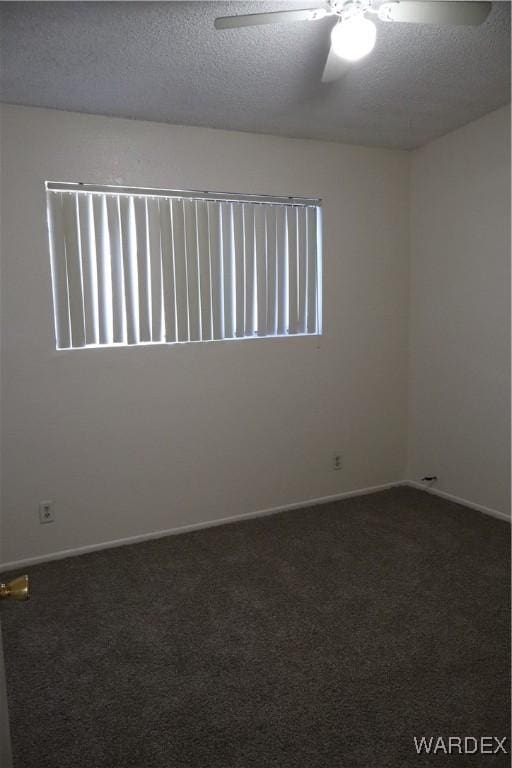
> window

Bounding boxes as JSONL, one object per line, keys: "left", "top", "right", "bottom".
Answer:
{"left": 46, "top": 182, "right": 322, "bottom": 349}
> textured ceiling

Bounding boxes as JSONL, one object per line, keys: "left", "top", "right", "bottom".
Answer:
{"left": 0, "top": 0, "right": 510, "bottom": 149}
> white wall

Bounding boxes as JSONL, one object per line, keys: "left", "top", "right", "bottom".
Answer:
{"left": 0, "top": 104, "right": 410, "bottom": 565}
{"left": 408, "top": 106, "right": 511, "bottom": 517}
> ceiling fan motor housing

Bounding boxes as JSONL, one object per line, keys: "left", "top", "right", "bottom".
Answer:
{"left": 329, "top": 0, "right": 374, "bottom": 21}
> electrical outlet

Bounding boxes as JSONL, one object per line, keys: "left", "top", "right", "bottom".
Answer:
{"left": 332, "top": 453, "right": 342, "bottom": 471}
{"left": 39, "top": 500, "right": 55, "bottom": 524}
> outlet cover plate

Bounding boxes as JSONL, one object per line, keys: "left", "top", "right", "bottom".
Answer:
{"left": 39, "top": 500, "right": 55, "bottom": 524}
{"left": 332, "top": 454, "right": 342, "bottom": 471}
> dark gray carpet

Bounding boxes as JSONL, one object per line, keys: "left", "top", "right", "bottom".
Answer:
{"left": 1, "top": 487, "right": 510, "bottom": 768}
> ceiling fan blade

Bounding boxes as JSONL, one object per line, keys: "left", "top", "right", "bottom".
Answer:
{"left": 378, "top": 1, "right": 491, "bottom": 26}
{"left": 214, "top": 7, "right": 330, "bottom": 30}
{"left": 321, "top": 42, "right": 352, "bottom": 83}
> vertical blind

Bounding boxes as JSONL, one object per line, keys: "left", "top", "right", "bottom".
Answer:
{"left": 46, "top": 183, "right": 322, "bottom": 349}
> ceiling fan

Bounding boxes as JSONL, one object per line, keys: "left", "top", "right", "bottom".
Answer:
{"left": 214, "top": 1, "right": 492, "bottom": 82}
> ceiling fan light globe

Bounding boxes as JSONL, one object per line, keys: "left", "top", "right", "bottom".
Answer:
{"left": 331, "top": 16, "right": 377, "bottom": 61}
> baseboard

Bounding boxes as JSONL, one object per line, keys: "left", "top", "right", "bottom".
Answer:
{"left": 3, "top": 480, "right": 507, "bottom": 571}
{"left": 0, "top": 481, "right": 401, "bottom": 572}
{"left": 403, "top": 480, "right": 511, "bottom": 523}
